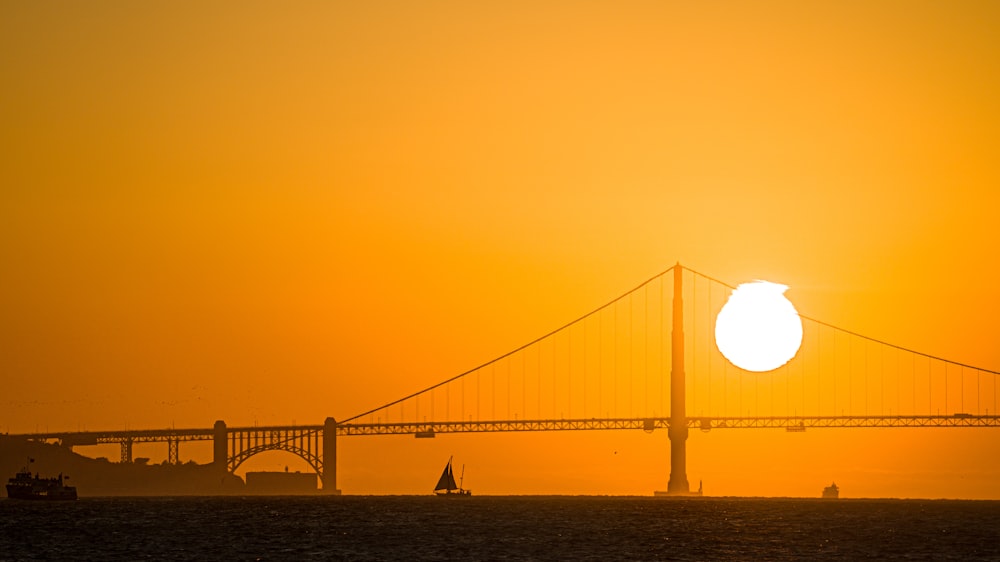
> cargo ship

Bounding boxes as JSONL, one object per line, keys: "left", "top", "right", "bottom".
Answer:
{"left": 822, "top": 482, "right": 839, "bottom": 499}
{"left": 5, "top": 459, "right": 77, "bottom": 500}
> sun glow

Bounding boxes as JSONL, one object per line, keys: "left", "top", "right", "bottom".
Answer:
{"left": 715, "top": 281, "right": 803, "bottom": 372}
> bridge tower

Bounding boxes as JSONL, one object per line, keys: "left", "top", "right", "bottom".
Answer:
{"left": 666, "top": 263, "right": 690, "bottom": 494}
{"left": 323, "top": 417, "right": 341, "bottom": 494}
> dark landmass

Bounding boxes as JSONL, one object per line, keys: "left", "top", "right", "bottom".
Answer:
{"left": 245, "top": 470, "right": 318, "bottom": 494}
{"left": 0, "top": 436, "right": 245, "bottom": 497}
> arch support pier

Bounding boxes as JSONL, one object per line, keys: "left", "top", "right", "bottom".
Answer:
{"left": 213, "top": 420, "right": 228, "bottom": 473}
{"left": 323, "top": 417, "right": 342, "bottom": 494}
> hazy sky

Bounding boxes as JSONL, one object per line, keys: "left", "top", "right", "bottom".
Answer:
{"left": 2, "top": 1, "right": 999, "bottom": 497}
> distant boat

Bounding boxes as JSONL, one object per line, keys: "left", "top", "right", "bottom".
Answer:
{"left": 434, "top": 456, "right": 471, "bottom": 497}
{"left": 822, "top": 482, "right": 839, "bottom": 499}
{"left": 5, "top": 459, "right": 77, "bottom": 501}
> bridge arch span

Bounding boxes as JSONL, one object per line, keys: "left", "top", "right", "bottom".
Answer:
{"left": 219, "top": 425, "right": 337, "bottom": 491}
{"left": 228, "top": 443, "right": 323, "bottom": 480}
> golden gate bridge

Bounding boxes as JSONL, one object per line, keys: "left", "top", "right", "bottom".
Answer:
{"left": 9, "top": 264, "right": 999, "bottom": 494}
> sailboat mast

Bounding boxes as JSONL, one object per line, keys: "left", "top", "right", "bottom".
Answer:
{"left": 460, "top": 464, "right": 465, "bottom": 490}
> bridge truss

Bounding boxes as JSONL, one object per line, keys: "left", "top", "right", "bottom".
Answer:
{"left": 335, "top": 414, "right": 1000, "bottom": 436}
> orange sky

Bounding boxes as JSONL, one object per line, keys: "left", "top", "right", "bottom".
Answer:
{"left": 2, "top": 1, "right": 999, "bottom": 498}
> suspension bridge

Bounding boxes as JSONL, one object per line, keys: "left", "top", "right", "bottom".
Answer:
{"left": 9, "top": 264, "right": 999, "bottom": 494}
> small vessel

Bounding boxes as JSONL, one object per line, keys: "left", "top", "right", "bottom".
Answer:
{"left": 5, "top": 459, "right": 78, "bottom": 501}
{"left": 434, "top": 456, "right": 471, "bottom": 496}
{"left": 822, "top": 482, "right": 839, "bottom": 499}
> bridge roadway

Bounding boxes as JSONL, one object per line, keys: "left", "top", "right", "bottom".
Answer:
{"left": 337, "top": 414, "right": 1000, "bottom": 435}
{"left": 10, "top": 414, "right": 997, "bottom": 493}
{"left": 14, "top": 414, "right": 1000, "bottom": 443}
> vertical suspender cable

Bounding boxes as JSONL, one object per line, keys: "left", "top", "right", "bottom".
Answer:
{"left": 724, "top": 329, "right": 728, "bottom": 418}
{"left": 817, "top": 327, "right": 821, "bottom": 415}
{"left": 661, "top": 276, "right": 665, "bottom": 416}
{"left": 862, "top": 340, "right": 867, "bottom": 416}
{"left": 849, "top": 338, "right": 852, "bottom": 415}
{"left": 899, "top": 348, "right": 904, "bottom": 415}
{"left": 800, "top": 324, "right": 805, "bottom": 415}
{"left": 568, "top": 326, "right": 572, "bottom": 418}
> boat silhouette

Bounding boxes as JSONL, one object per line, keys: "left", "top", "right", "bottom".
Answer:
{"left": 5, "top": 458, "right": 77, "bottom": 501}
{"left": 434, "top": 456, "right": 471, "bottom": 497}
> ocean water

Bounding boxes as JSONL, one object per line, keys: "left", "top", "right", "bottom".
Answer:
{"left": 1, "top": 496, "right": 998, "bottom": 561}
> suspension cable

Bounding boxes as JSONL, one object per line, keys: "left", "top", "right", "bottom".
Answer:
{"left": 343, "top": 264, "right": 678, "bottom": 423}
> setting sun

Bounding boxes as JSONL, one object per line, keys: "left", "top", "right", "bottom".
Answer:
{"left": 715, "top": 281, "right": 803, "bottom": 372}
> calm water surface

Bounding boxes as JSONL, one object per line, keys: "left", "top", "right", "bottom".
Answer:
{"left": 1, "top": 496, "right": 998, "bottom": 561}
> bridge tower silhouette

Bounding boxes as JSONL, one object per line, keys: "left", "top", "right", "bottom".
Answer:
{"left": 667, "top": 264, "right": 689, "bottom": 495}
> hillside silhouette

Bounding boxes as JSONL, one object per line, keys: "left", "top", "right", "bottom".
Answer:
{"left": 1, "top": 436, "right": 245, "bottom": 497}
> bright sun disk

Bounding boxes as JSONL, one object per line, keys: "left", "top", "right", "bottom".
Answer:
{"left": 715, "top": 281, "right": 803, "bottom": 372}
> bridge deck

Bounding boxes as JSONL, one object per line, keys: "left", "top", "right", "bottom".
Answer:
{"left": 9, "top": 415, "right": 998, "bottom": 444}
{"left": 337, "top": 415, "right": 1000, "bottom": 435}
{"left": 10, "top": 425, "right": 322, "bottom": 445}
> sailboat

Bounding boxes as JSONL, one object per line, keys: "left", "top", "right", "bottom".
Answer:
{"left": 434, "top": 456, "right": 471, "bottom": 496}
